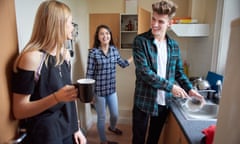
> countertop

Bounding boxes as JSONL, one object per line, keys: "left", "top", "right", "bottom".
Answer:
{"left": 170, "top": 101, "right": 217, "bottom": 144}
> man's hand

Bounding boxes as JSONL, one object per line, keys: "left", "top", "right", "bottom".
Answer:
{"left": 172, "top": 84, "right": 188, "bottom": 98}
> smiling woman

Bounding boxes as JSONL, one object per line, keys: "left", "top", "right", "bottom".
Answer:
{"left": 14, "top": 0, "right": 92, "bottom": 135}
{"left": 11, "top": 1, "right": 87, "bottom": 143}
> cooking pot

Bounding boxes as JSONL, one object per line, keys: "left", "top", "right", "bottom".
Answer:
{"left": 74, "top": 78, "right": 95, "bottom": 103}
{"left": 197, "top": 79, "right": 211, "bottom": 90}
{"left": 191, "top": 77, "right": 211, "bottom": 90}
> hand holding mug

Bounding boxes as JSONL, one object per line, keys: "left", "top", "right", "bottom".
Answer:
{"left": 73, "top": 78, "right": 95, "bottom": 103}
{"left": 54, "top": 85, "right": 78, "bottom": 102}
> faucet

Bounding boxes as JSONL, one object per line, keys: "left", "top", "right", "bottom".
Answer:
{"left": 216, "top": 80, "right": 222, "bottom": 96}
{"left": 214, "top": 80, "right": 222, "bottom": 104}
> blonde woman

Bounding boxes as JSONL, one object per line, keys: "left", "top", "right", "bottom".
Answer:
{"left": 12, "top": 1, "right": 86, "bottom": 144}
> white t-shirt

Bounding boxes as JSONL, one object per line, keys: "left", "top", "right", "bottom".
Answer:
{"left": 155, "top": 39, "right": 167, "bottom": 105}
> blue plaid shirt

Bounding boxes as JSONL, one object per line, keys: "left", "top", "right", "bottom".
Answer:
{"left": 86, "top": 46, "right": 129, "bottom": 97}
{"left": 133, "top": 29, "right": 193, "bottom": 116}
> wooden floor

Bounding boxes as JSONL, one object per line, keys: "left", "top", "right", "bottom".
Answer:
{"left": 86, "top": 123, "right": 132, "bottom": 144}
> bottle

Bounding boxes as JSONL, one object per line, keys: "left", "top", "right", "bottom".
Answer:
{"left": 127, "top": 20, "right": 133, "bottom": 31}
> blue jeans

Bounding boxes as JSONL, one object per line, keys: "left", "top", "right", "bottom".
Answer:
{"left": 95, "top": 92, "right": 119, "bottom": 142}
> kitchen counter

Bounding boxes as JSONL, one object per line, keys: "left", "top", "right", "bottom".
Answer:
{"left": 170, "top": 101, "right": 217, "bottom": 144}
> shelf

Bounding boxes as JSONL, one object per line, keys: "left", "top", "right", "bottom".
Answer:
{"left": 120, "top": 14, "right": 138, "bottom": 49}
{"left": 121, "top": 30, "right": 137, "bottom": 33}
{"left": 170, "top": 24, "right": 209, "bottom": 37}
{"left": 121, "top": 43, "right": 133, "bottom": 49}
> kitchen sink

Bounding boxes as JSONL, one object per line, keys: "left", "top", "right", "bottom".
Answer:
{"left": 174, "top": 98, "right": 219, "bottom": 121}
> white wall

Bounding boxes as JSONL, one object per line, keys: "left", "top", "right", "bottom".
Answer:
{"left": 14, "top": 0, "right": 43, "bottom": 52}
{"left": 62, "top": 0, "right": 92, "bottom": 132}
{"left": 15, "top": 0, "right": 89, "bottom": 75}
{"left": 116, "top": 50, "right": 135, "bottom": 124}
{"left": 215, "top": 0, "right": 240, "bottom": 75}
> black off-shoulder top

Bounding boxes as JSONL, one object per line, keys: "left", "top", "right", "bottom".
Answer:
{"left": 12, "top": 53, "right": 78, "bottom": 144}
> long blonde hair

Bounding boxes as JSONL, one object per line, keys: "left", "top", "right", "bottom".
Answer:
{"left": 14, "top": 0, "right": 72, "bottom": 70}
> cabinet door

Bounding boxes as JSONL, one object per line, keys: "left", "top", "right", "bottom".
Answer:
{"left": 0, "top": 0, "right": 19, "bottom": 142}
{"left": 180, "top": 131, "right": 189, "bottom": 144}
{"left": 164, "top": 112, "right": 182, "bottom": 144}
{"left": 164, "top": 112, "right": 189, "bottom": 144}
{"left": 138, "top": 8, "right": 151, "bottom": 34}
{"left": 89, "top": 14, "right": 120, "bottom": 48}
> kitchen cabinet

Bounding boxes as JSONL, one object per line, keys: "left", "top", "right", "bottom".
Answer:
{"left": 170, "top": 24, "right": 209, "bottom": 37}
{"left": 137, "top": 8, "right": 151, "bottom": 34}
{"left": 120, "top": 14, "right": 137, "bottom": 49}
{"left": 0, "top": 0, "right": 19, "bottom": 142}
{"left": 163, "top": 112, "right": 189, "bottom": 144}
{"left": 89, "top": 13, "right": 120, "bottom": 48}
{"left": 120, "top": 8, "right": 151, "bottom": 49}
{"left": 167, "top": 0, "right": 210, "bottom": 37}
{"left": 89, "top": 8, "right": 150, "bottom": 49}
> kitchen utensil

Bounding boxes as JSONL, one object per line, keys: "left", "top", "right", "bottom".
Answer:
{"left": 197, "top": 80, "right": 211, "bottom": 90}
{"left": 190, "top": 76, "right": 211, "bottom": 90}
{"left": 189, "top": 76, "right": 202, "bottom": 82}
{"left": 198, "top": 89, "right": 216, "bottom": 99}
{"left": 192, "top": 78, "right": 211, "bottom": 90}
{"left": 190, "top": 77, "right": 201, "bottom": 87}
{"left": 182, "top": 97, "right": 205, "bottom": 112}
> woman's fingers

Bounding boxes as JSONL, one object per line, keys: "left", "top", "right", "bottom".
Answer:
{"left": 55, "top": 85, "right": 78, "bottom": 102}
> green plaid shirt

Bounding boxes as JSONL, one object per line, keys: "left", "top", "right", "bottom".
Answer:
{"left": 133, "top": 29, "right": 192, "bottom": 116}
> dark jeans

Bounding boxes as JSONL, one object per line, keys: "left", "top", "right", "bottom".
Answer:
{"left": 132, "top": 105, "right": 169, "bottom": 144}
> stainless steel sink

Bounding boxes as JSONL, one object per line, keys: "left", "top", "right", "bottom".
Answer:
{"left": 174, "top": 98, "right": 219, "bottom": 121}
